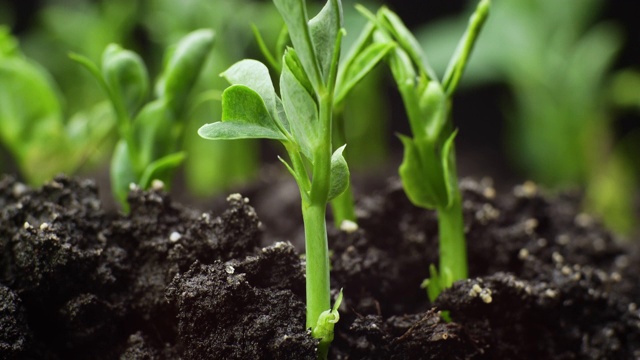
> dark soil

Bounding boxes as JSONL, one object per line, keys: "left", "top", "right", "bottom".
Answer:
{"left": 1, "top": 174, "right": 639, "bottom": 359}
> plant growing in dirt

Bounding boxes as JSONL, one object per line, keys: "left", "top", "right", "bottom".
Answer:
{"left": 198, "top": 0, "right": 388, "bottom": 356}
{"left": 71, "top": 29, "right": 215, "bottom": 209}
{"left": 0, "top": 27, "right": 113, "bottom": 184}
{"left": 359, "top": 0, "right": 490, "bottom": 301}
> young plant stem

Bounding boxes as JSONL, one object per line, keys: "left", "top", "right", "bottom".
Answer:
{"left": 437, "top": 187, "right": 467, "bottom": 287}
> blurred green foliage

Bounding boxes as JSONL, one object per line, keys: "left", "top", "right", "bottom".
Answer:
{"left": 416, "top": 0, "right": 640, "bottom": 235}
{"left": 0, "top": 0, "right": 388, "bottom": 200}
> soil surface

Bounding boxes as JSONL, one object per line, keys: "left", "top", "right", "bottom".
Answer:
{"left": 1, "top": 174, "right": 639, "bottom": 359}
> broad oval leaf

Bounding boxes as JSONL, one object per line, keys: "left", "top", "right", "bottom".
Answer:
{"left": 221, "top": 59, "right": 280, "bottom": 121}
{"left": 199, "top": 85, "right": 286, "bottom": 141}
{"left": 281, "top": 54, "right": 319, "bottom": 160}
{"left": 327, "top": 144, "right": 350, "bottom": 201}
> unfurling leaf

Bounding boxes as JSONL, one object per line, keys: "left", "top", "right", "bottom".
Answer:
{"left": 398, "top": 134, "right": 448, "bottom": 209}
{"left": 101, "top": 44, "right": 149, "bottom": 117}
{"left": 312, "top": 289, "right": 344, "bottom": 343}
{"left": 335, "top": 41, "right": 395, "bottom": 106}
{"left": 418, "top": 81, "right": 447, "bottom": 142}
{"left": 198, "top": 85, "right": 287, "bottom": 141}
{"left": 327, "top": 145, "right": 349, "bottom": 201}
{"left": 161, "top": 29, "right": 215, "bottom": 113}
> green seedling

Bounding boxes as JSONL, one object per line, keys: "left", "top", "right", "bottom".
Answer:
{"left": 199, "top": 0, "right": 385, "bottom": 357}
{"left": 359, "top": 0, "right": 489, "bottom": 301}
{"left": 253, "top": 11, "right": 394, "bottom": 228}
{"left": 71, "top": 29, "right": 214, "bottom": 210}
{"left": 0, "top": 27, "right": 113, "bottom": 184}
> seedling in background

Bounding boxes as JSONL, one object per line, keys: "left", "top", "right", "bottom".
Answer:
{"left": 359, "top": 0, "right": 489, "bottom": 302}
{"left": 198, "top": 0, "right": 385, "bottom": 357}
{"left": 71, "top": 29, "right": 215, "bottom": 210}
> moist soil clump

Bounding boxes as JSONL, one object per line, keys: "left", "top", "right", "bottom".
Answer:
{"left": 1, "top": 175, "right": 639, "bottom": 359}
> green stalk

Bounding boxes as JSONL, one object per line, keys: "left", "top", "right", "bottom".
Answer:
{"left": 436, "top": 187, "right": 467, "bottom": 288}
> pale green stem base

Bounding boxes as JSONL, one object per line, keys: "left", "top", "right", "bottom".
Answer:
{"left": 437, "top": 189, "right": 467, "bottom": 288}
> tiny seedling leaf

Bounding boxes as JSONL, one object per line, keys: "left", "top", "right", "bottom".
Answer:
{"left": 327, "top": 144, "right": 350, "bottom": 201}
{"left": 311, "top": 288, "right": 343, "bottom": 343}
{"left": 441, "top": 129, "right": 459, "bottom": 209}
{"left": 199, "top": 85, "right": 287, "bottom": 141}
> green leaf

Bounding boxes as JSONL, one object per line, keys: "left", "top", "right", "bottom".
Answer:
{"left": 398, "top": 135, "right": 448, "bottom": 209}
{"left": 132, "top": 99, "right": 177, "bottom": 171}
{"left": 335, "top": 41, "right": 394, "bottom": 105}
{"left": 281, "top": 52, "right": 320, "bottom": 160}
{"left": 327, "top": 145, "right": 350, "bottom": 201}
{"left": 110, "top": 139, "right": 137, "bottom": 211}
{"left": 161, "top": 29, "right": 215, "bottom": 114}
{"left": 441, "top": 129, "right": 459, "bottom": 209}
{"left": 221, "top": 59, "right": 280, "bottom": 122}
{"left": 198, "top": 85, "right": 287, "bottom": 141}
{"left": 378, "top": 6, "right": 438, "bottom": 81}
{"left": 442, "top": 0, "right": 490, "bottom": 96}
{"left": 283, "top": 48, "right": 315, "bottom": 98}
{"left": 138, "top": 151, "right": 187, "bottom": 189}
{"left": 311, "top": 288, "right": 343, "bottom": 344}
{"left": 417, "top": 81, "right": 447, "bottom": 141}
{"left": 308, "top": 0, "right": 342, "bottom": 83}
{"left": 101, "top": 44, "right": 149, "bottom": 118}
{"left": 272, "top": 0, "right": 322, "bottom": 90}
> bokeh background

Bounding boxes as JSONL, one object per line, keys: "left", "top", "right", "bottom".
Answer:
{"left": 1, "top": 0, "right": 639, "bottom": 235}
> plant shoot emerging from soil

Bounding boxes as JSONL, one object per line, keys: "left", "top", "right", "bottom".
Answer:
{"left": 70, "top": 29, "right": 215, "bottom": 210}
{"left": 359, "top": 0, "right": 490, "bottom": 301}
{"left": 197, "top": 0, "right": 377, "bottom": 357}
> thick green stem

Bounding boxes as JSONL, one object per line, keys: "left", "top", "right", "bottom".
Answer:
{"left": 302, "top": 201, "right": 331, "bottom": 331}
{"left": 436, "top": 188, "right": 467, "bottom": 287}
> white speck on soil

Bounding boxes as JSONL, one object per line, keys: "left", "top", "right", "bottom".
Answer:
{"left": 151, "top": 179, "right": 165, "bottom": 190}
{"left": 524, "top": 219, "right": 538, "bottom": 235}
{"left": 552, "top": 252, "right": 564, "bottom": 264}
{"left": 629, "top": 303, "right": 637, "bottom": 312}
{"left": 226, "top": 193, "right": 243, "bottom": 202}
{"left": 23, "top": 222, "right": 31, "bottom": 229}
{"left": 518, "top": 248, "right": 530, "bottom": 260}
{"left": 556, "top": 234, "right": 570, "bottom": 245}
{"left": 514, "top": 180, "right": 537, "bottom": 198}
{"left": 169, "top": 232, "right": 182, "bottom": 242}
{"left": 225, "top": 265, "right": 235, "bottom": 274}
{"left": 611, "top": 272, "right": 622, "bottom": 282}
{"left": 536, "top": 237, "right": 547, "bottom": 247}
{"left": 129, "top": 183, "right": 138, "bottom": 191}
{"left": 12, "top": 183, "right": 28, "bottom": 197}
{"left": 39, "top": 222, "right": 49, "bottom": 230}
{"left": 468, "top": 283, "right": 492, "bottom": 303}
{"left": 483, "top": 187, "right": 496, "bottom": 199}
{"left": 574, "top": 213, "right": 593, "bottom": 228}
{"left": 561, "top": 266, "right": 572, "bottom": 275}
{"left": 340, "top": 220, "right": 359, "bottom": 233}
{"left": 545, "top": 289, "right": 558, "bottom": 298}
